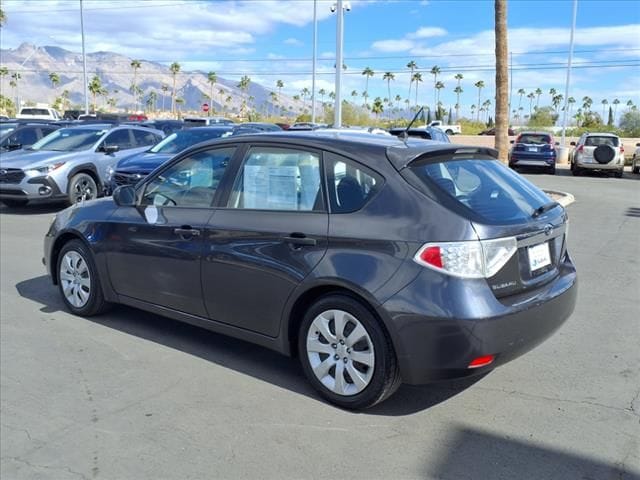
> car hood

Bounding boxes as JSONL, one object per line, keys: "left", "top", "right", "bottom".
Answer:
{"left": 115, "top": 151, "right": 173, "bottom": 172}
{"left": 0, "top": 149, "right": 85, "bottom": 169}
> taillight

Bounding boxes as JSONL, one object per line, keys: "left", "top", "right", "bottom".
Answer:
{"left": 414, "top": 237, "right": 517, "bottom": 278}
{"left": 620, "top": 145, "right": 624, "bottom": 153}
{"left": 576, "top": 145, "right": 584, "bottom": 153}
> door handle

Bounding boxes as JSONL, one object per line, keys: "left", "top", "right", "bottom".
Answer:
{"left": 173, "top": 227, "right": 201, "bottom": 237}
{"left": 282, "top": 234, "right": 317, "bottom": 246}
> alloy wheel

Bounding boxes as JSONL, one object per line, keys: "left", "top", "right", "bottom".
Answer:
{"left": 59, "top": 251, "right": 91, "bottom": 308}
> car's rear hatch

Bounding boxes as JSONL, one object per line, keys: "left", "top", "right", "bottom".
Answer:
{"left": 580, "top": 135, "right": 620, "bottom": 164}
{"left": 512, "top": 133, "right": 555, "bottom": 159}
{"left": 396, "top": 147, "right": 568, "bottom": 298}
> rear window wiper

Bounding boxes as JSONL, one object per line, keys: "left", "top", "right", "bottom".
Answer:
{"left": 532, "top": 201, "right": 559, "bottom": 218}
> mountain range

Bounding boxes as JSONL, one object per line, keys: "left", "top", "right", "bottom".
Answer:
{"left": 0, "top": 43, "right": 305, "bottom": 116}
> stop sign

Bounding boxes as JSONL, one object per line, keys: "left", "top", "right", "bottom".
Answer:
{"left": 202, "top": 103, "right": 209, "bottom": 112}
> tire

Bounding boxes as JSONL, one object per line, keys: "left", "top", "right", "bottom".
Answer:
{"left": 445, "top": 129, "right": 454, "bottom": 135}
{"left": 68, "top": 173, "right": 98, "bottom": 205}
{"left": 298, "top": 294, "right": 401, "bottom": 410}
{"left": 548, "top": 165, "right": 556, "bottom": 175}
{"left": 614, "top": 170, "right": 623, "bottom": 178}
{"left": 57, "top": 239, "right": 111, "bottom": 316}
{"left": 571, "top": 162, "right": 581, "bottom": 176}
{"left": 1, "top": 199, "right": 28, "bottom": 208}
{"left": 593, "top": 145, "right": 616, "bottom": 164}
{"left": 633, "top": 166, "right": 640, "bottom": 174}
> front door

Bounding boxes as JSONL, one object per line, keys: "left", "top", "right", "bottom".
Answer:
{"left": 202, "top": 145, "right": 328, "bottom": 337}
{"left": 105, "top": 146, "right": 237, "bottom": 316}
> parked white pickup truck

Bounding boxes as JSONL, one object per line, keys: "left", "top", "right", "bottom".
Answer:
{"left": 427, "top": 120, "right": 461, "bottom": 135}
{"left": 16, "top": 107, "right": 61, "bottom": 121}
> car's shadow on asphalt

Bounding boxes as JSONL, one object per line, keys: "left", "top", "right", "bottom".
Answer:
{"left": 16, "top": 275, "right": 483, "bottom": 416}
{"left": 0, "top": 202, "right": 68, "bottom": 216}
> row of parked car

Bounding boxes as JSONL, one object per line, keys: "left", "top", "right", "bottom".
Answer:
{"left": 0, "top": 117, "right": 453, "bottom": 207}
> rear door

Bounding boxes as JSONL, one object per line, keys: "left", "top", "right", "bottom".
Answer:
{"left": 201, "top": 144, "right": 328, "bottom": 337}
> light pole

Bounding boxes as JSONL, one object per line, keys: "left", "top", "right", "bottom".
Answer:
{"left": 311, "top": 0, "right": 317, "bottom": 123}
{"left": 80, "top": 0, "right": 89, "bottom": 114}
{"left": 332, "top": 1, "right": 350, "bottom": 128}
{"left": 561, "top": 0, "right": 578, "bottom": 146}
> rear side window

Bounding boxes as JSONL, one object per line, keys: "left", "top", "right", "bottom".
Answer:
{"left": 104, "top": 129, "right": 135, "bottom": 150}
{"left": 132, "top": 129, "right": 162, "bottom": 147}
{"left": 585, "top": 136, "right": 619, "bottom": 147}
{"left": 228, "top": 147, "right": 323, "bottom": 211}
{"left": 517, "top": 134, "right": 551, "bottom": 144}
{"left": 324, "top": 153, "right": 383, "bottom": 214}
{"left": 408, "top": 158, "right": 551, "bottom": 224}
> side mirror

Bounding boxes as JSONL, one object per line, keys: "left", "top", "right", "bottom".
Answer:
{"left": 101, "top": 144, "right": 120, "bottom": 154}
{"left": 6, "top": 143, "right": 22, "bottom": 151}
{"left": 112, "top": 185, "right": 136, "bottom": 206}
{"left": 570, "top": 142, "right": 576, "bottom": 146}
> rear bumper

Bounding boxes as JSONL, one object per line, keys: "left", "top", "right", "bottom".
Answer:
{"left": 510, "top": 154, "right": 556, "bottom": 168}
{"left": 380, "top": 254, "right": 577, "bottom": 385}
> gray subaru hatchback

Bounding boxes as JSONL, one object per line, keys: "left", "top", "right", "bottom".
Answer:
{"left": 44, "top": 132, "right": 577, "bottom": 409}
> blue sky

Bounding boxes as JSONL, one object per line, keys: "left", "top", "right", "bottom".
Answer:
{"left": 2, "top": 0, "right": 639, "bottom": 116}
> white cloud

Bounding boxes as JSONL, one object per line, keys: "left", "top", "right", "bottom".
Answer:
{"left": 284, "top": 38, "right": 304, "bottom": 46}
{"left": 408, "top": 27, "right": 447, "bottom": 39}
{"left": 371, "top": 39, "right": 415, "bottom": 52}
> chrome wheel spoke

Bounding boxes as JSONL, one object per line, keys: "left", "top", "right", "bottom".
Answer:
{"left": 346, "top": 363, "right": 368, "bottom": 391}
{"left": 333, "top": 310, "right": 349, "bottom": 339}
{"left": 306, "top": 337, "right": 335, "bottom": 355}
{"left": 334, "top": 362, "right": 347, "bottom": 395}
{"left": 311, "top": 314, "right": 336, "bottom": 343}
{"left": 345, "top": 323, "right": 367, "bottom": 347}
{"left": 350, "top": 350, "right": 374, "bottom": 367}
{"left": 312, "top": 357, "right": 335, "bottom": 379}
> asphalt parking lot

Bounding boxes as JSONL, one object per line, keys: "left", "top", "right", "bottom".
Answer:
{"left": 1, "top": 167, "right": 639, "bottom": 480}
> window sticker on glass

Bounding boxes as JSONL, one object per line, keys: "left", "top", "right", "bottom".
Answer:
{"left": 243, "top": 165, "right": 298, "bottom": 210}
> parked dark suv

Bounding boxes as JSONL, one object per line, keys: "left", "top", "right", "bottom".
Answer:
{"left": 43, "top": 132, "right": 577, "bottom": 409}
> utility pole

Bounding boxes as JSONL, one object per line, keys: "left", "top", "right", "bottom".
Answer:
{"left": 333, "top": 0, "right": 345, "bottom": 128}
{"left": 561, "top": 0, "right": 578, "bottom": 146}
{"left": 80, "top": 0, "right": 89, "bottom": 114}
{"left": 311, "top": 0, "right": 317, "bottom": 123}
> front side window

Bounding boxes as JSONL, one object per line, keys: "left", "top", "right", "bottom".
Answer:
{"left": 228, "top": 147, "right": 322, "bottom": 211}
{"left": 324, "top": 153, "right": 382, "bottom": 214}
{"left": 141, "top": 147, "right": 235, "bottom": 208}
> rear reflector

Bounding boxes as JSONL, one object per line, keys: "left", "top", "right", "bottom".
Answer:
{"left": 468, "top": 354, "right": 495, "bottom": 369}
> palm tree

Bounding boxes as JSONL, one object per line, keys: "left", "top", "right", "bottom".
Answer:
{"left": 626, "top": 100, "right": 634, "bottom": 111}
{"left": 582, "top": 96, "right": 592, "bottom": 112}
{"left": 482, "top": 99, "right": 492, "bottom": 122}
{"left": 453, "top": 86, "right": 463, "bottom": 121}
{"left": 147, "top": 90, "right": 158, "bottom": 113}
{"left": 160, "top": 84, "right": 169, "bottom": 112}
{"left": 382, "top": 72, "right": 395, "bottom": 121}
{"left": 567, "top": 96, "right": 576, "bottom": 123}
{"left": 474, "top": 80, "right": 485, "bottom": 122}
{"left": 237, "top": 75, "right": 251, "bottom": 118}
{"left": 406, "top": 60, "right": 417, "bottom": 104}
{"left": 169, "top": 62, "right": 181, "bottom": 114}
{"left": 601, "top": 99, "right": 608, "bottom": 120}
{"left": 275, "top": 79, "right": 284, "bottom": 103}
{"left": 301, "top": 87, "right": 310, "bottom": 111}
{"left": 404, "top": 98, "right": 410, "bottom": 114}
{"left": 549, "top": 88, "right": 557, "bottom": 107}
{"left": 48, "top": 72, "right": 60, "bottom": 91}
{"left": 318, "top": 88, "right": 326, "bottom": 107}
{"left": 412, "top": 72, "right": 423, "bottom": 107}
{"left": 430, "top": 65, "right": 441, "bottom": 112}
{"left": 612, "top": 98, "right": 620, "bottom": 125}
{"left": 269, "top": 91, "right": 278, "bottom": 116}
{"left": 372, "top": 97, "right": 384, "bottom": 120}
{"left": 527, "top": 92, "right": 536, "bottom": 116}
{"left": 10, "top": 72, "right": 21, "bottom": 106}
{"left": 207, "top": 71, "right": 217, "bottom": 117}
{"left": 88, "top": 74, "right": 102, "bottom": 111}
{"left": 552, "top": 94, "right": 563, "bottom": 113}
{"left": 534, "top": 88, "right": 542, "bottom": 109}
{"left": 175, "top": 97, "right": 184, "bottom": 116}
{"left": 435, "top": 81, "right": 445, "bottom": 119}
{"left": 471, "top": 104, "right": 476, "bottom": 119}
{"left": 130, "top": 59, "right": 142, "bottom": 110}
{"left": 362, "top": 67, "right": 374, "bottom": 107}
{"left": 0, "top": 66, "right": 8, "bottom": 94}
{"left": 225, "top": 95, "right": 232, "bottom": 114}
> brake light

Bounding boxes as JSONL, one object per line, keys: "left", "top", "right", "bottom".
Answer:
{"left": 468, "top": 354, "right": 495, "bottom": 369}
{"left": 620, "top": 145, "right": 624, "bottom": 153}
{"left": 414, "top": 237, "right": 517, "bottom": 278}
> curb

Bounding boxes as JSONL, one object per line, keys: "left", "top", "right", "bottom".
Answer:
{"left": 543, "top": 190, "right": 575, "bottom": 208}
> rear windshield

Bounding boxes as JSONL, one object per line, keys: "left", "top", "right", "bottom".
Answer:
{"left": 517, "top": 134, "right": 551, "bottom": 144}
{"left": 20, "top": 108, "right": 50, "bottom": 116}
{"left": 585, "top": 136, "right": 619, "bottom": 147}
{"left": 408, "top": 159, "right": 553, "bottom": 224}
{"left": 184, "top": 119, "right": 207, "bottom": 126}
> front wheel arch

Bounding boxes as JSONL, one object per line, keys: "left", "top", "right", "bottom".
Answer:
{"left": 50, "top": 231, "right": 91, "bottom": 285}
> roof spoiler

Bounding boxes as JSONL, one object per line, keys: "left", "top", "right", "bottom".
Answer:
{"left": 387, "top": 145, "right": 499, "bottom": 170}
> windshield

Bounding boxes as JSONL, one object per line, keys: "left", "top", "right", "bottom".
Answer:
{"left": 149, "top": 129, "right": 231, "bottom": 154}
{"left": 30, "top": 128, "right": 106, "bottom": 152}
{"left": 409, "top": 158, "right": 552, "bottom": 224}
{"left": 0, "top": 124, "right": 19, "bottom": 136}
{"left": 517, "top": 134, "right": 551, "bottom": 144}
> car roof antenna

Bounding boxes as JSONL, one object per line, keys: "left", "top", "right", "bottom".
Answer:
{"left": 400, "top": 106, "right": 425, "bottom": 143}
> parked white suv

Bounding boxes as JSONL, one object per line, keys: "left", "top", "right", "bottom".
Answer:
{"left": 632, "top": 143, "right": 640, "bottom": 174}
{"left": 570, "top": 133, "right": 625, "bottom": 178}
{"left": 16, "top": 107, "right": 61, "bottom": 121}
